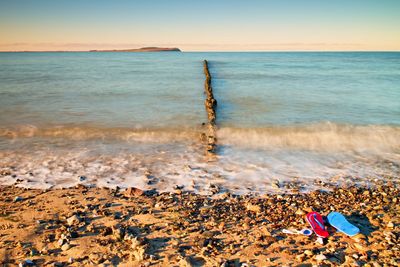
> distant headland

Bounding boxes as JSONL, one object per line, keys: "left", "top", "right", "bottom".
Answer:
{"left": 89, "top": 47, "right": 181, "bottom": 52}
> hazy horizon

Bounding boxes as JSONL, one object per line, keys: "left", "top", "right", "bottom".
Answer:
{"left": 1, "top": 0, "right": 400, "bottom": 52}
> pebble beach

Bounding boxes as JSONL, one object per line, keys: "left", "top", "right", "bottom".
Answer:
{"left": 1, "top": 180, "right": 399, "bottom": 266}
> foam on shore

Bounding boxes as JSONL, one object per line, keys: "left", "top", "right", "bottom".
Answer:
{"left": 1, "top": 123, "right": 399, "bottom": 194}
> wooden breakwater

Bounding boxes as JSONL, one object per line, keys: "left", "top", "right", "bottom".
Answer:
{"left": 202, "top": 60, "right": 217, "bottom": 156}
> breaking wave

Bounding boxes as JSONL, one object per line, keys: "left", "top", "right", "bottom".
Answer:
{"left": 218, "top": 122, "right": 400, "bottom": 153}
{"left": 0, "top": 124, "right": 201, "bottom": 143}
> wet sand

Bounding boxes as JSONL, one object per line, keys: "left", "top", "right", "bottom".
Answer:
{"left": 0, "top": 182, "right": 399, "bottom": 266}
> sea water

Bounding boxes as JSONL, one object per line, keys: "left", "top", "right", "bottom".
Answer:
{"left": 0, "top": 52, "right": 399, "bottom": 193}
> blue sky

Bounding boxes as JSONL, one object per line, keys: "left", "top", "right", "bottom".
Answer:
{"left": 1, "top": 0, "right": 399, "bottom": 51}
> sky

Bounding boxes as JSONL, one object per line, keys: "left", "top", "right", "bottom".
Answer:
{"left": 0, "top": 0, "right": 400, "bottom": 51}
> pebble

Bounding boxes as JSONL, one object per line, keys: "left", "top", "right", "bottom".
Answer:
{"left": 61, "top": 243, "right": 71, "bottom": 251}
{"left": 14, "top": 196, "right": 23, "bottom": 202}
{"left": 315, "top": 254, "right": 327, "bottom": 261}
{"left": 179, "top": 257, "right": 193, "bottom": 267}
{"left": 112, "top": 226, "right": 125, "bottom": 240}
{"left": 2, "top": 183, "right": 399, "bottom": 266}
{"left": 89, "top": 252, "right": 104, "bottom": 264}
{"left": 246, "top": 203, "right": 261, "bottom": 213}
{"left": 57, "top": 238, "right": 67, "bottom": 247}
{"left": 124, "top": 187, "right": 144, "bottom": 197}
{"left": 19, "top": 260, "right": 34, "bottom": 267}
{"left": 271, "top": 180, "right": 280, "bottom": 189}
{"left": 66, "top": 215, "right": 80, "bottom": 226}
{"left": 295, "top": 209, "right": 305, "bottom": 215}
{"left": 304, "top": 250, "right": 314, "bottom": 256}
{"left": 131, "top": 246, "right": 146, "bottom": 261}
{"left": 296, "top": 254, "right": 306, "bottom": 261}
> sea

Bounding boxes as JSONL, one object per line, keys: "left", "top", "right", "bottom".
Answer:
{"left": 0, "top": 52, "right": 399, "bottom": 194}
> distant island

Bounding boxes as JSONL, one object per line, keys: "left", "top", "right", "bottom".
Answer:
{"left": 90, "top": 47, "right": 181, "bottom": 52}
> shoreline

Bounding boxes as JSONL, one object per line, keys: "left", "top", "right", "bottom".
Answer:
{"left": 1, "top": 182, "right": 398, "bottom": 266}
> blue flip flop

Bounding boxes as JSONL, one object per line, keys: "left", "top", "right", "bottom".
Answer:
{"left": 327, "top": 212, "right": 360, "bottom": 237}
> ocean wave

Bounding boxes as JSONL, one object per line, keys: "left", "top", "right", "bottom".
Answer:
{"left": 0, "top": 124, "right": 201, "bottom": 143}
{"left": 1, "top": 122, "right": 400, "bottom": 153}
{"left": 217, "top": 122, "right": 400, "bottom": 153}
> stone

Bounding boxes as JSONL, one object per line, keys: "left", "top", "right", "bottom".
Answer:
{"left": 112, "top": 226, "right": 125, "bottom": 240}
{"left": 89, "top": 253, "right": 104, "bottom": 264}
{"left": 67, "top": 215, "right": 80, "bottom": 226}
{"left": 353, "top": 242, "right": 367, "bottom": 252}
{"left": 131, "top": 237, "right": 141, "bottom": 250}
{"left": 57, "top": 238, "right": 67, "bottom": 247}
{"left": 304, "top": 250, "right": 314, "bottom": 256}
{"left": 124, "top": 187, "right": 144, "bottom": 197}
{"left": 296, "top": 254, "right": 306, "bottom": 262}
{"left": 271, "top": 180, "right": 280, "bottom": 189}
{"left": 315, "top": 254, "right": 327, "bottom": 261}
{"left": 246, "top": 203, "right": 261, "bottom": 213}
{"left": 132, "top": 246, "right": 146, "bottom": 261}
{"left": 19, "top": 260, "right": 35, "bottom": 267}
{"left": 61, "top": 243, "right": 71, "bottom": 251}
{"left": 0, "top": 169, "right": 11, "bottom": 176}
{"left": 295, "top": 209, "right": 305, "bottom": 215}
{"left": 179, "top": 257, "right": 193, "bottom": 267}
{"left": 14, "top": 196, "right": 23, "bottom": 202}
{"left": 370, "top": 261, "right": 382, "bottom": 267}
{"left": 387, "top": 221, "right": 394, "bottom": 228}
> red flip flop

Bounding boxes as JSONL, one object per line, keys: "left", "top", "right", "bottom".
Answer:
{"left": 306, "top": 211, "right": 329, "bottom": 238}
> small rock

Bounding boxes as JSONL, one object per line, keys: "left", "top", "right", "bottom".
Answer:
{"left": 315, "top": 254, "right": 327, "bottom": 261}
{"left": 353, "top": 242, "right": 367, "bottom": 252}
{"left": 124, "top": 187, "right": 144, "bottom": 197}
{"left": 304, "top": 249, "right": 314, "bottom": 256}
{"left": 131, "top": 246, "right": 146, "bottom": 261}
{"left": 271, "top": 180, "right": 280, "bottom": 189}
{"left": 304, "top": 250, "right": 314, "bottom": 256}
{"left": 89, "top": 252, "right": 104, "bottom": 264}
{"left": 295, "top": 209, "right": 305, "bottom": 215}
{"left": 112, "top": 226, "right": 125, "bottom": 240}
{"left": 179, "top": 257, "right": 193, "bottom": 267}
{"left": 19, "top": 260, "right": 35, "bottom": 267}
{"left": 296, "top": 254, "right": 306, "bottom": 262}
{"left": 14, "top": 196, "right": 23, "bottom": 202}
{"left": 246, "top": 203, "right": 261, "bottom": 213}
{"left": 387, "top": 221, "right": 394, "bottom": 228}
{"left": 67, "top": 215, "right": 80, "bottom": 226}
{"left": 363, "top": 190, "right": 370, "bottom": 196}
{"left": 370, "top": 261, "right": 382, "bottom": 267}
{"left": 131, "top": 237, "right": 141, "bottom": 249}
{"left": 0, "top": 169, "right": 11, "bottom": 176}
{"left": 57, "top": 238, "right": 67, "bottom": 247}
{"left": 61, "top": 243, "right": 71, "bottom": 251}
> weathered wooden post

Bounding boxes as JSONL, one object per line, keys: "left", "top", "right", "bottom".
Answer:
{"left": 202, "top": 60, "right": 217, "bottom": 156}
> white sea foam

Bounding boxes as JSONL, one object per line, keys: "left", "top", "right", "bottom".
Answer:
{"left": 0, "top": 123, "right": 399, "bottom": 194}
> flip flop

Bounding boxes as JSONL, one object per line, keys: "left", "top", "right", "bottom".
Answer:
{"left": 306, "top": 211, "right": 329, "bottom": 238}
{"left": 327, "top": 212, "right": 360, "bottom": 237}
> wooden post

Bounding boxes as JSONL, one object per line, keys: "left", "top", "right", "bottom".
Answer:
{"left": 203, "top": 60, "right": 217, "bottom": 156}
